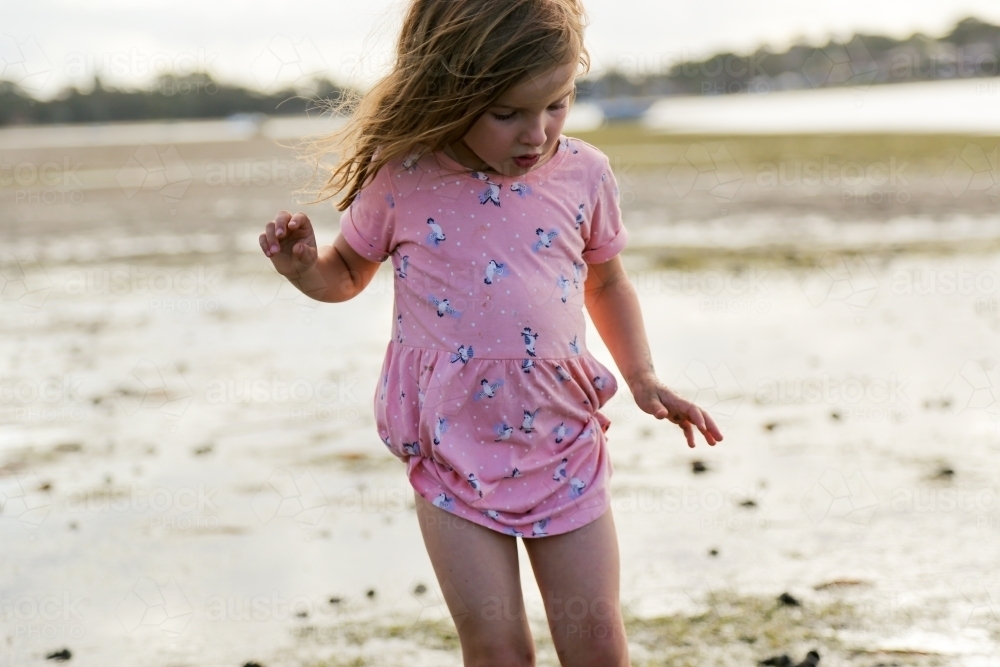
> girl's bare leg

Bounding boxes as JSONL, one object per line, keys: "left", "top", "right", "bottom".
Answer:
{"left": 521, "top": 508, "right": 630, "bottom": 667}
{"left": 413, "top": 490, "right": 536, "bottom": 667}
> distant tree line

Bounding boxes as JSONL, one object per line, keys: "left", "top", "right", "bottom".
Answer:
{"left": 0, "top": 73, "right": 347, "bottom": 126}
{"left": 576, "top": 16, "right": 1000, "bottom": 100}
{"left": 1, "top": 17, "right": 997, "bottom": 125}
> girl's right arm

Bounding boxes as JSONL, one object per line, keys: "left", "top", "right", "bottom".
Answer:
{"left": 260, "top": 210, "right": 382, "bottom": 303}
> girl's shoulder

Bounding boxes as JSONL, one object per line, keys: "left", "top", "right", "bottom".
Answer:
{"left": 556, "top": 136, "right": 618, "bottom": 195}
{"left": 559, "top": 136, "right": 612, "bottom": 168}
{"left": 367, "top": 145, "right": 440, "bottom": 180}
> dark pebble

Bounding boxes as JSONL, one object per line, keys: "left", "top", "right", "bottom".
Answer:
{"left": 295, "top": 610, "right": 307, "bottom": 618}
{"left": 45, "top": 649, "right": 71, "bottom": 661}
{"left": 740, "top": 499, "right": 757, "bottom": 507}
{"left": 829, "top": 411, "right": 841, "bottom": 421}
{"left": 413, "top": 583, "right": 427, "bottom": 595}
{"left": 760, "top": 651, "right": 820, "bottom": 667}
{"left": 764, "top": 422, "right": 778, "bottom": 431}
{"left": 777, "top": 592, "right": 800, "bottom": 606}
{"left": 934, "top": 467, "right": 955, "bottom": 479}
{"left": 242, "top": 663, "right": 264, "bottom": 667}
{"left": 796, "top": 649, "right": 820, "bottom": 667}
{"left": 691, "top": 460, "right": 707, "bottom": 473}
{"left": 329, "top": 596, "right": 341, "bottom": 604}
{"left": 366, "top": 588, "right": 376, "bottom": 598}
{"left": 708, "top": 548, "right": 718, "bottom": 556}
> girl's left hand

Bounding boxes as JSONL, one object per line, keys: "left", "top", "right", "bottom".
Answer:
{"left": 629, "top": 374, "right": 724, "bottom": 448}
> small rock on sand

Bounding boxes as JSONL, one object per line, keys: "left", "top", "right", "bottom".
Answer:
{"left": 759, "top": 649, "right": 820, "bottom": 667}
{"left": 777, "top": 592, "right": 800, "bottom": 606}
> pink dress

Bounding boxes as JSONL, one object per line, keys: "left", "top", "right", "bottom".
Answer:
{"left": 339, "top": 136, "right": 629, "bottom": 538}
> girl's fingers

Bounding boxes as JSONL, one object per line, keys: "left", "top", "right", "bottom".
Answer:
{"left": 279, "top": 212, "right": 307, "bottom": 238}
{"left": 682, "top": 421, "right": 695, "bottom": 448}
{"left": 675, "top": 396, "right": 723, "bottom": 446}
{"left": 652, "top": 389, "right": 725, "bottom": 448}
{"left": 687, "top": 404, "right": 708, "bottom": 432}
{"left": 690, "top": 409, "right": 716, "bottom": 446}
{"left": 264, "top": 221, "right": 279, "bottom": 254}
{"left": 704, "top": 411, "right": 724, "bottom": 441}
{"left": 685, "top": 408, "right": 719, "bottom": 446}
{"left": 274, "top": 211, "right": 300, "bottom": 241}
{"left": 259, "top": 233, "right": 270, "bottom": 256}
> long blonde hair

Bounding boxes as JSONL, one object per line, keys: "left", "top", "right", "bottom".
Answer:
{"left": 297, "top": 0, "right": 590, "bottom": 211}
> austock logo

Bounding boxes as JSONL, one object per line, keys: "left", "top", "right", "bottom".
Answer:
{"left": 944, "top": 144, "right": 999, "bottom": 208}
{"left": 952, "top": 575, "right": 1000, "bottom": 631}
{"left": 116, "top": 144, "right": 193, "bottom": 211}
{"left": 250, "top": 35, "right": 328, "bottom": 93}
{"left": 0, "top": 251, "right": 53, "bottom": 313}
{"left": 800, "top": 252, "right": 878, "bottom": 312}
{"left": 0, "top": 34, "right": 52, "bottom": 93}
{"left": 114, "top": 360, "right": 194, "bottom": 423}
{"left": 800, "top": 36, "right": 879, "bottom": 100}
{"left": 801, "top": 468, "right": 878, "bottom": 526}
{"left": 0, "top": 469, "right": 53, "bottom": 531}
{"left": 251, "top": 468, "right": 329, "bottom": 533}
{"left": 664, "top": 143, "right": 744, "bottom": 214}
{"left": 944, "top": 359, "right": 999, "bottom": 420}
{"left": 672, "top": 360, "right": 743, "bottom": 420}
{"left": 116, "top": 577, "right": 193, "bottom": 636}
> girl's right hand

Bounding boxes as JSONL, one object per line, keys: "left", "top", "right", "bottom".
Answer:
{"left": 260, "top": 210, "right": 319, "bottom": 278}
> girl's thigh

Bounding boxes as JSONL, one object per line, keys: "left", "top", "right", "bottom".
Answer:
{"left": 521, "top": 507, "right": 630, "bottom": 666}
{"left": 412, "top": 490, "right": 534, "bottom": 661}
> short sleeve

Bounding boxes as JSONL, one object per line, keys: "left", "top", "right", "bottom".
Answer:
{"left": 338, "top": 163, "right": 397, "bottom": 263}
{"left": 581, "top": 157, "right": 628, "bottom": 264}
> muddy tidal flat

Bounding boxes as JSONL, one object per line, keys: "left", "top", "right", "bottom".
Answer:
{"left": 2, "top": 118, "right": 1000, "bottom": 666}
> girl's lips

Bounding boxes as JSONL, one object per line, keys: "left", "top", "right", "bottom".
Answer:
{"left": 513, "top": 154, "right": 540, "bottom": 168}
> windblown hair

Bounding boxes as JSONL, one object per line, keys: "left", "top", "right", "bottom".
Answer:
{"left": 297, "top": 0, "right": 590, "bottom": 211}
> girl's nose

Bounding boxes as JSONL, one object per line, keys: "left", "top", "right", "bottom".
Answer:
{"left": 520, "top": 114, "right": 547, "bottom": 148}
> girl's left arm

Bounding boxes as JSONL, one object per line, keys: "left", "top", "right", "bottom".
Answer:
{"left": 583, "top": 256, "right": 724, "bottom": 448}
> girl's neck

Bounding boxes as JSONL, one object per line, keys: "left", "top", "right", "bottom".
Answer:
{"left": 443, "top": 139, "right": 494, "bottom": 173}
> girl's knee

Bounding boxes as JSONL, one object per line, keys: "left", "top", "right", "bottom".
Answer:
{"left": 552, "top": 619, "right": 629, "bottom": 667}
{"left": 464, "top": 639, "right": 535, "bottom": 667}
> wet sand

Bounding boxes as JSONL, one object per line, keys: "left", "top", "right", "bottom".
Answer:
{"left": 1, "top": 120, "right": 999, "bottom": 666}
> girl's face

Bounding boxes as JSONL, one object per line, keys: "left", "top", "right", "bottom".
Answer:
{"left": 452, "top": 60, "right": 577, "bottom": 177}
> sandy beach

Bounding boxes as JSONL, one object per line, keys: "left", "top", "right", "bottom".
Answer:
{"left": 1, "top": 111, "right": 1000, "bottom": 666}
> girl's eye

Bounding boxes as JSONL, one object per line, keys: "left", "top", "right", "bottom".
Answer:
{"left": 492, "top": 103, "right": 565, "bottom": 121}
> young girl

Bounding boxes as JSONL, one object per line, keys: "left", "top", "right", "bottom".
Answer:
{"left": 260, "top": 1, "right": 723, "bottom": 664}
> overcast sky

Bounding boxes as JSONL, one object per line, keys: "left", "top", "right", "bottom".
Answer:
{"left": 4, "top": 0, "right": 1000, "bottom": 100}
